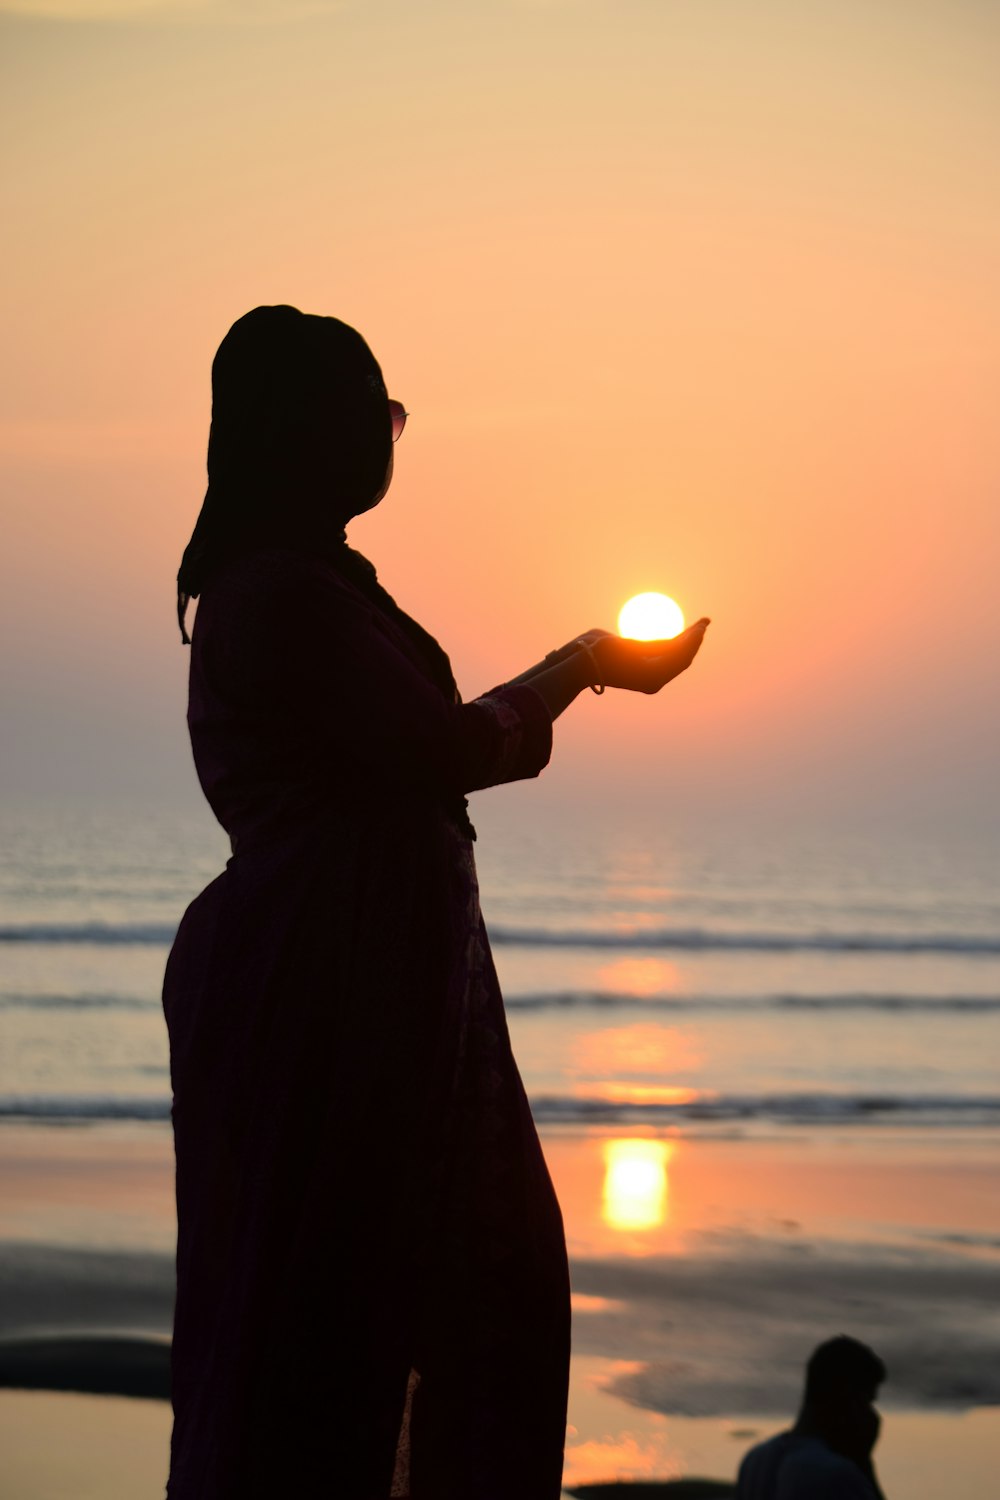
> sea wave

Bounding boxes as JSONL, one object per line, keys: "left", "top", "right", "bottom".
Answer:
{"left": 504, "top": 991, "right": 1000, "bottom": 1013}
{"left": 530, "top": 1092, "right": 1000, "bottom": 1126}
{"left": 0, "top": 923, "right": 175, "bottom": 946}
{"left": 3, "top": 988, "right": 1000, "bottom": 1015}
{"left": 490, "top": 925, "right": 1000, "bottom": 955}
{"left": 2, "top": 919, "right": 999, "bottom": 955}
{"left": 0, "top": 992, "right": 156, "bottom": 1011}
{"left": 3, "top": 1091, "right": 999, "bottom": 1127}
{"left": 0, "top": 1095, "right": 173, "bottom": 1121}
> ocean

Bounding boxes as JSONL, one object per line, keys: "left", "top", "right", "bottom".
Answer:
{"left": 3, "top": 797, "right": 998, "bottom": 1134}
{"left": 1, "top": 793, "right": 999, "bottom": 1495}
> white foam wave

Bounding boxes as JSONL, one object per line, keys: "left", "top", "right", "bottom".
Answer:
{"left": 3, "top": 1091, "right": 998, "bottom": 1128}
{"left": 2, "top": 919, "right": 998, "bottom": 955}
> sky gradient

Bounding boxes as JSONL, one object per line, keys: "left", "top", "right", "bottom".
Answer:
{"left": 2, "top": 0, "right": 998, "bottom": 834}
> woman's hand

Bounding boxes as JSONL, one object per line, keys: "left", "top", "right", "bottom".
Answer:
{"left": 500, "top": 618, "right": 710, "bottom": 721}
{"left": 590, "top": 618, "right": 710, "bottom": 694}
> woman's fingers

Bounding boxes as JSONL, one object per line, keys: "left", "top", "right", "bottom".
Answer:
{"left": 634, "top": 618, "right": 711, "bottom": 652}
{"left": 589, "top": 618, "right": 710, "bottom": 692}
{"left": 657, "top": 622, "right": 709, "bottom": 677}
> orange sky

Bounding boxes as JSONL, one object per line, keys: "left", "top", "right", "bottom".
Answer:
{"left": 2, "top": 0, "right": 998, "bottom": 832}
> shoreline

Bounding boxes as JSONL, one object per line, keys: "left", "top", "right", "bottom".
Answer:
{"left": 3, "top": 1121, "right": 1000, "bottom": 1414}
{"left": 3, "top": 1229, "right": 1000, "bottom": 1414}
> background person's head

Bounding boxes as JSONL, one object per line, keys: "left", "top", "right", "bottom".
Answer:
{"left": 800, "top": 1335, "right": 887, "bottom": 1462}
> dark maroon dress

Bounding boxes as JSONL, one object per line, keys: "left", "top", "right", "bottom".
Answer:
{"left": 163, "top": 549, "right": 570, "bottom": 1499}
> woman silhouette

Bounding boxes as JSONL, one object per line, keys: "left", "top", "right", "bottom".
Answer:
{"left": 164, "top": 305, "right": 708, "bottom": 1500}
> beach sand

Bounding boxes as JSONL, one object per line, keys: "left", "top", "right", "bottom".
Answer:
{"left": 2, "top": 1120, "right": 998, "bottom": 1497}
{"left": 1, "top": 1389, "right": 172, "bottom": 1500}
{"left": 3, "top": 1384, "right": 998, "bottom": 1500}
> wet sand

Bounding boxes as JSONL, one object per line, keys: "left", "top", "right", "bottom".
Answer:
{"left": 2, "top": 1120, "right": 998, "bottom": 1497}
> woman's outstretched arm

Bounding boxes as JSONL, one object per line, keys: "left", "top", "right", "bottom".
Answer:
{"left": 505, "top": 619, "right": 710, "bottom": 721}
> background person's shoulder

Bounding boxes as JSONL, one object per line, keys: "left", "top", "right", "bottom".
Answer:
{"left": 736, "top": 1429, "right": 795, "bottom": 1497}
{"left": 775, "top": 1439, "right": 877, "bottom": 1500}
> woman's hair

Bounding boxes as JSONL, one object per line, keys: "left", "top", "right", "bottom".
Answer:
{"left": 177, "top": 305, "right": 393, "bottom": 641}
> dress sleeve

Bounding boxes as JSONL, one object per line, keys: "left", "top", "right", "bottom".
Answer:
{"left": 451, "top": 684, "right": 553, "bottom": 792}
{"left": 306, "top": 588, "right": 553, "bottom": 795}
{"left": 206, "top": 555, "right": 553, "bottom": 799}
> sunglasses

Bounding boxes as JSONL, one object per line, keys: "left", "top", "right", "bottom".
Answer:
{"left": 388, "top": 399, "right": 408, "bottom": 442}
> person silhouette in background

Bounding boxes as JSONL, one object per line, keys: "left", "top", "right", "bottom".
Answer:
{"left": 737, "top": 1336, "right": 887, "bottom": 1499}
{"left": 163, "top": 305, "right": 710, "bottom": 1499}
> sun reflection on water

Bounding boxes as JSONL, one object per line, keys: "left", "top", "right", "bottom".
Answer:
{"left": 596, "top": 957, "right": 681, "bottom": 996}
{"left": 602, "top": 1138, "right": 672, "bottom": 1232}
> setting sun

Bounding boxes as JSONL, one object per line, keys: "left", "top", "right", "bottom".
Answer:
{"left": 618, "top": 593, "right": 686, "bottom": 641}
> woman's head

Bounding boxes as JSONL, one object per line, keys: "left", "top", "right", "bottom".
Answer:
{"left": 178, "top": 306, "right": 394, "bottom": 638}
{"left": 208, "top": 305, "right": 393, "bottom": 521}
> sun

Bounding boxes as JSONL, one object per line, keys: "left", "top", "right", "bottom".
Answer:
{"left": 618, "top": 592, "right": 685, "bottom": 640}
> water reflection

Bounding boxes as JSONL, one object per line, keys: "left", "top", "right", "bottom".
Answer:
{"left": 602, "top": 1138, "right": 672, "bottom": 1231}
{"left": 599, "top": 1082, "right": 700, "bottom": 1107}
{"left": 595, "top": 956, "right": 681, "bottom": 996}
{"left": 573, "top": 1022, "right": 703, "bottom": 1084}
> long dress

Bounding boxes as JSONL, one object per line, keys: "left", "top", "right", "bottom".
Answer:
{"left": 162, "top": 548, "right": 570, "bottom": 1500}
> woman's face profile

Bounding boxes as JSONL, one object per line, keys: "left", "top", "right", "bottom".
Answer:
{"left": 377, "top": 443, "right": 395, "bottom": 505}
{"left": 365, "top": 394, "right": 406, "bottom": 512}
{"left": 350, "top": 434, "right": 394, "bottom": 518}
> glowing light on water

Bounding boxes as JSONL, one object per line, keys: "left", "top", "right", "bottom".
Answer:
{"left": 602, "top": 1138, "right": 672, "bottom": 1231}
